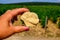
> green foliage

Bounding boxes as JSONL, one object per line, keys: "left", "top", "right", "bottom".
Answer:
{"left": 0, "top": 5, "right": 60, "bottom": 27}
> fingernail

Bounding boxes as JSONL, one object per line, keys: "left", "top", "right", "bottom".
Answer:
{"left": 24, "top": 27, "right": 29, "bottom": 31}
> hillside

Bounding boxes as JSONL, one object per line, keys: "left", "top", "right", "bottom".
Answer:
{"left": 14, "top": 2, "right": 60, "bottom": 5}
{"left": 0, "top": 2, "right": 60, "bottom": 5}
{"left": 0, "top": 2, "right": 60, "bottom": 40}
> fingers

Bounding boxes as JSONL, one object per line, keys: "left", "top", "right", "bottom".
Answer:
{"left": 12, "top": 26, "right": 29, "bottom": 33}
{"left": 1, "top": 8, "right": 29, "bottom": 21}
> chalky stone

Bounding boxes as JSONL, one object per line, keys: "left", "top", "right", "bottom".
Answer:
{"left": 21, "top": 12, "right": 39, "bottom": 27}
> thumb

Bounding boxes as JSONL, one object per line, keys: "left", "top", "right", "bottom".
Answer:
{"left": 12, "top": 26, "right": 29, "bottom": 33}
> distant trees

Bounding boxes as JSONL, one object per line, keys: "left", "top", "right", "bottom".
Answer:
{"left": 7, "top": 2, "right": 60, "bottom": 6}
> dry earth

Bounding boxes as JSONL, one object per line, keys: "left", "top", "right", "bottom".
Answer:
{"left": 4, "top": 19, "right": 60, "bottom": 40}
{"left": 4, "top": 12, "right": 60, "bottom": 40}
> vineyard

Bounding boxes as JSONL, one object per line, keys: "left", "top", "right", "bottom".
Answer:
{"left": 0, "top": 4, "right": 60, "bottom": 40}
{"left": 0, "top": 5, "right": 60, "bottom": 27}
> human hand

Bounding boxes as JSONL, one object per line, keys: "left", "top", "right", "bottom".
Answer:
{"left": 0, "top": 8, "right": 29, "bottom": 39}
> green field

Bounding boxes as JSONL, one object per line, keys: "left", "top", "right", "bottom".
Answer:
{"left": 0, "top": 4, "right": 60, "bottom": 27}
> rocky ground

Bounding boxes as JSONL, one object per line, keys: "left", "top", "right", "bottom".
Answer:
{"left": 4, "top": 35, "right": 60, "bottom": 40}
{"left": 4, "top": 20, "right": 60, "bottom": 40}
{"left": 4, "top": 12, "right": 60, "bottom": 40}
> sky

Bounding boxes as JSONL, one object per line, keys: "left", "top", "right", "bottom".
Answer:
{"left": 0, "top": 0, "right": 60, "bottom": 4}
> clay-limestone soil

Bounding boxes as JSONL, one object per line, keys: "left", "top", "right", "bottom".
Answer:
{"left": 4, "top": 15, "right": 60, "bottom": 40}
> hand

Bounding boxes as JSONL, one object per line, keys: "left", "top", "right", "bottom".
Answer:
{"left": 0, "top": 8, "right": 29, "bottom": 39}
